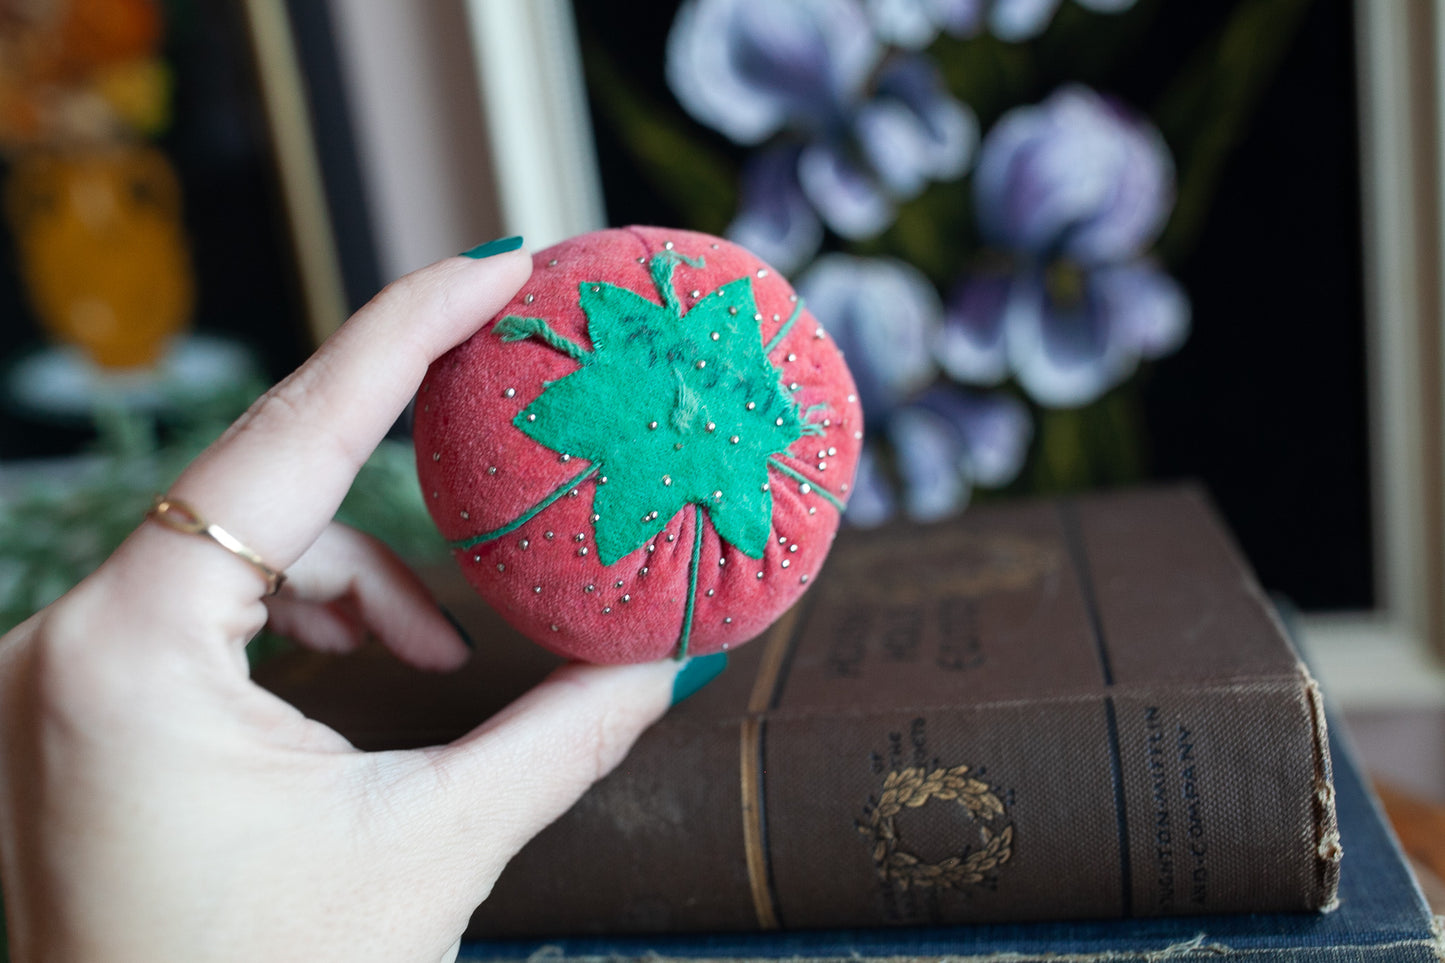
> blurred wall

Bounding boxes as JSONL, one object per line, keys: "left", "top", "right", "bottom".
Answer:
{"left": 323, "top": 0, "right": 500, "bottom": 280}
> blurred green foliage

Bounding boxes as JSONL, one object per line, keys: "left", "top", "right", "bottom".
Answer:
{"left": 0, "top": 387, "right": 448, "bottom": 663}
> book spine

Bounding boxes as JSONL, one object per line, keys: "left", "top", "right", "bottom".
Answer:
{"left": 467, "top": 670, "right": 1336, "bottom": 937}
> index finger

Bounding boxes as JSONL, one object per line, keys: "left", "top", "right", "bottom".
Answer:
{"left": 144, "top": 246, "right": 531, "bottom": 595}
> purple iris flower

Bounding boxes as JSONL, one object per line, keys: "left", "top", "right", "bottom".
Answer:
{"left": 848, "top": 388, "right": 1032, "bottom": 526}
{"left": 938, "top": 85, "right": 1188, "bottom": 408}
{"left": 726, "top": 146, "right": 824, "bottom": 274}
{"left": 795, "top": 255, "right": 1031, "bottom": 527}
{"left": 865, "top": 0, "right": 1136, "bottom": 47}
{"left": 890, "top": 387, "right": 1031, "bottom": 520}
{"left": 990, "top": 0, "right": 1138, "bottom": 42}
{"left": 795, "top": 254, "right": 942, "bottom": 422}
{"left": 669, "top": 0, "right": 977, "bottom": 269}
{"left": 665, "top": 0, "right": 880, "bottom": 145}
{"left": 845, "top": 443, "right": 898, "bottom": 527}
{"left": 865, "top": 0, "right": 984, "bottom": 49}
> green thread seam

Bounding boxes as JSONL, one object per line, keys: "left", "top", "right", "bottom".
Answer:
{"left": 449, "top": 464, "right": 599, "bottom": 551}
{"left": 768, "top": 458, "right": 846, "bottom": 513}
{"left": 675, "top": 503, "right": 705, "bottom": 661}
{"left": 495, "top": 315, "right": 593, "bottom": 363}
{"left": 799, "top": 402, "right": 830, "bottom": 437}
{"left": 649, "top": 251, "right": 706, "bottom": 317}
{"left": 763, "top": 298, "right": 806, "bottom": 355}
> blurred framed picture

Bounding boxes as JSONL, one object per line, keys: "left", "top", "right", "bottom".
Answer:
{"left": 462, "top": 0, "right": 1443, "bottom": 700}
{"left": 0, "top": 0, "right": 379, "bottom": 458}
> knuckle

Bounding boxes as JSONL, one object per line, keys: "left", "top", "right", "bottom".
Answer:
{"left": 373, "top": 268, "right": 448, "bottom": 322}
{"left": 225, "top": 373, "right": 311, "bottom": 446}
{"left": 224, "top": 358, "right": 365, "bottom": 469}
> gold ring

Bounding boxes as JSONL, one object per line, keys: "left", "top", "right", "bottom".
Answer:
{"left": 146, "top": 495, "right": 287, "bottom": 596}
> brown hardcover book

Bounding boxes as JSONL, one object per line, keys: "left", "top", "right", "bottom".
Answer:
{"left": 257, "top": 485, "right": 1340, "bottom": 936}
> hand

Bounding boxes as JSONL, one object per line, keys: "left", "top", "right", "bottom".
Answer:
{"left": 0, "top": 248, "right": 711, "bottom": 962}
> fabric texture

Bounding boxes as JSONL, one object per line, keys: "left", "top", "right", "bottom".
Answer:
{"left": 414, "top": 227, "right": 863, "bottom": 663}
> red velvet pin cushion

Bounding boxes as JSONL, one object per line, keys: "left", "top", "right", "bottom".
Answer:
{"left": 414, "top": 227, "right": 862, "bottom": 663}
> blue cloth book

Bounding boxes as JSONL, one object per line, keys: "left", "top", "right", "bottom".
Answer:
{"left": 459, "top": 722, "right": 1442, "bottom": 962}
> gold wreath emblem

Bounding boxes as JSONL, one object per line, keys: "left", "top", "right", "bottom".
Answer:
{"left": 858, "top": 765, "right": 1014, "bottom": 890}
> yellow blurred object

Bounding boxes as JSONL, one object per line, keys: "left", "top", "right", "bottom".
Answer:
{"left": 93, "top": 57, "right": 171, "bottom": 135}
{"left": 4, "top": 144, "right": 196, "bottom": 369}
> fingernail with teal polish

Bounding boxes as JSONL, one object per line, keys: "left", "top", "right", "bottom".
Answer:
{"left": 671, "top": 652, "right": 728, "bottom": 706}
{"left": 460, "top": 235, "right": 523, "bottom": 259}
{"left": 439, "top": 605, "right": 475, "bottom": 649}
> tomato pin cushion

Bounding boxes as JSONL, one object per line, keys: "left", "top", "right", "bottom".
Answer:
{"left": 414, "top": 227, "right": 862, "bottom": 663}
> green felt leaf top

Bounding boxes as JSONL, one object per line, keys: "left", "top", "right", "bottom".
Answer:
{"left": 512, "top": 262, "right": 803, "bottom": 565}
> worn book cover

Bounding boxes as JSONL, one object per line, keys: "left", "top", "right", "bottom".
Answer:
{"left": 454, "top": 722, "right": 1442, "bottom": 962}
{"left": 260, "top": 485, "right": 1341, "bottom": 936}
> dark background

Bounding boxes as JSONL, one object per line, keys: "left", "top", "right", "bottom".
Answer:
{"left": 571, "top": 0, "right": 1371, "bottom": 612}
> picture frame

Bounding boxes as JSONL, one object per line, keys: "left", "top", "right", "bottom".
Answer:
{"left": 445, "top": 0, "right": 1445, "bottom": 705}
{"left": 1302, "top": 0, "right": 1445, "bottom": 706}
{"left": 0, "top": 0, "right": 382, "bottom": 457}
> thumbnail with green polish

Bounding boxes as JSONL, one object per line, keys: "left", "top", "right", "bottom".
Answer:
{"left": 461, "top": 235, "right": 523, "bottom": 259}
{"left": 671, "top": 652, "right": 728, "bottom": 706}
